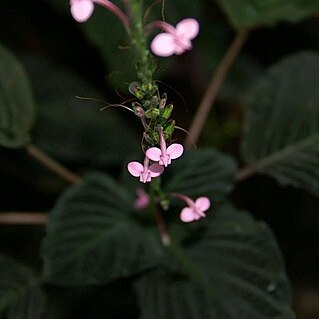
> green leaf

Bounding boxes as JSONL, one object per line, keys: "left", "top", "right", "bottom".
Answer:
{"left": 42, "top": 172, "right": 163, "bottom": 286}
{"left": 164, "top": 148, "right": 237, "bottom": 203}
{"left": 47, "top": 0, "right": 134, "bottom": 87}
{"left": 0, "top": 256, "right": 46, "bottom": 319}
{"left": 23, "top": 56, "right": 138, "bottom": 167}
{"left": 0, "top": 44, "right": 35, "bottom": 148}
{"left": 242, "top": 52, "right": 319, "bottom": 195}
{"left": 135, "top": 204, "right": 295, "bottom": 319}
{"left": 81, "top": 7, "right": 134, "bottom": 88}
{"left": 217, "top": 0, "right": 319, "bottom": 30}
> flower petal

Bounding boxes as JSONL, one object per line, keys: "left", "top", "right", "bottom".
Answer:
{"left": 134, "top": 188, "right": 150, "bottom": 210}
{"left": 176, "top": 18, "right": 199, "bottom": 40}
{"left": 70, "top": 0, "right": 94, "bottom": 23}
{"left": 149, "top": 164, "right": 164, "bottom": 177}
{"left": 166, "top": 143, "right": 184, "bottom": 160}
{"left": 146, "top": 147, "right": 162, "bottom": 162}
{"left": 127, "top": 161, "right": 143, "bottom": 177}
{"left": 180, "top": 207, "right": 196, "bottom": 222}
{"left": 195, "top": 197, "right": 211, "bottom": 211}
{"left": 151, "top": 33, "right": 176, "bottom": 57}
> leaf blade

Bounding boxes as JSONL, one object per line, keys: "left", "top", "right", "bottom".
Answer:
{"left": 0, "top": 44, "right": 35, "bottom": 147}
{"left": 217, "top": 0, "right": 319, "bottom": 30}
{"left": 42, "top": 172, "right": 163, "bottom": 286}
{"left": 0, "top": 256, "right": 46, "bottom": 319}
{"left": 135, "top": 204, "right": 295, "bottom": 319}
{"left": 165, "top": 148, "right": 237, "bottom": 204}
{"left": 242, "top": 52, "right": 319, "bottom": 195}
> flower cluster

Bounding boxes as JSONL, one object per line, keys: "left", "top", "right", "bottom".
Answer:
{"left": 127, "top": 127, "right": 183, "bottom": 183}
{"left": 69, "top": 0, "right": 209, "bottom": 223}
{"left": 69, "top": 0, "right": 199, "bottom": 57}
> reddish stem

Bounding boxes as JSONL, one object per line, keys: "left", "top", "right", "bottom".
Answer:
{"left": 185, "top": 30, "right": 249, "bottom": 148}
{"left": 145, "top": 20, "right": 175, "bottom": 34}
{"left": 0, "top": 213, "right": 48, "bottom": 225}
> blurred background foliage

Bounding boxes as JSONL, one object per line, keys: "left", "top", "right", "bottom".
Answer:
{"left": 1, "top": 0, "right": 319, "bottom": 318}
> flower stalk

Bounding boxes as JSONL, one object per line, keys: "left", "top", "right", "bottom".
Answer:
{"left": 129, "top": 0, "right": 156, "bottom": 89}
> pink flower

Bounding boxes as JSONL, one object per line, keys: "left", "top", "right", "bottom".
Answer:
{"left": 69, "top": 0, "right": 129, "bottom": 30}
{"left": 180, "top": 197, "right": 210, "bottom": 223}
{"left": 171, "top": 193, "right": 211, "bottom": 223}
{"left": 146, "top": 128, "right": 183, "bottom": 167}
{"left": 180, "top": 197, "right": 210, "bottom": 222}
{"left": 134, "top": 188, "right": 150, "bottom": 210}
{"left": 70, "top": 0, "right": 94, "bottom": 23}
{"left": 151, "top": 18, "right": 199, "bottom": 57}
{"left": 128, "top": 157, "right": 164, "bottom": 183}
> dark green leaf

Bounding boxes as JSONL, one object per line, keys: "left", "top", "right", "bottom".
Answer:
{"left": 165, "top": 148, "right": 237, "bottom": 203}
{"left": 47, "top": 0, "right": 134, "bottom": 87}
{"left": 0, "top": 44, "right": 35, "bottom": 147}
{"left": 135, "top": 204, "right": 295, "bottom": 319}
{"left": 217, "top": 0, "right": 319, "bottom": 30}
{"left": 81, "top": 6, "right": 134, "bottom": 88}
{"left": 23, "top": 56, "right": 138, "bottom": 167}
{"left": 42, "top": 172, "right": 163, "bottom": 286}
{"left": 242, "top": 52, "right": 319, "bottom": 195}
{"left": 0, "top": 256, "right": 45, "bottom": 319}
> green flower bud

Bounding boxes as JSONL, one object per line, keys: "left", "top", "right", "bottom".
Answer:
{"left": 160, "top": 198, "right": 170, "bottom": 211}
{"left": 129, "top": 82, "right": 144, "bottom": 99}
{"left": 163, "top": 120, "right": 175, "bottom": 138}
{"left": 145, "top": 108, "right": 160, "bottom": 119}
{"left": 150, "top": 131, "right": 159, "bottom": 144}
{"left": 132, "top": 102, "right": 145, "bottom": 118}
{"left": 161, "top": 104, "right": 173, "bottom": 120}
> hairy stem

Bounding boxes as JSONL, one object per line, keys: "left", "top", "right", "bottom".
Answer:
{"left": 26, "top": 144, "right": 82, "bottom": 185}
{"left": 130, "top": 0, "right": 156, "bottom": 88}
{"left": 155, "top": 209, "right": 170, "bottom": 246}
{"left": 0, "top": 212, "right": 48, "bottom": 225}
{"left": 150, "top": 179, "right": 170, "bottom": 246}
{"left": 185, "top": 30, "right": 249, "bottom": 148}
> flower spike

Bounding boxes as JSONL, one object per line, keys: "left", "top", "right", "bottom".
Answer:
{"left": 150, "top": 18, "right": 199, "bottom": 57}
{"left": 172, "top": 193, "right": 211, "bottom": 223}
{"left": 128, "top": 157, "right": 164, "bottom": 183}
{"left": 146, "top": 127, "right": 183, "bottom": 167}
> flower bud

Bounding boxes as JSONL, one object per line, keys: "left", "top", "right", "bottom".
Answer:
{"left": 159, "top": 94, "right": 167, "bottom": 109}
{"left": 132, "top": 102, "right": 145, "bottom": 118}
{"left": 145, "top": 108, "right": 160, "bottom": 119}
{"left": 129, "top": 81, "right": 144, "bottom": 99}
{"left": 161, "top": 104, "right": 173, "bottom": 120}
{"left": 163, "top": 120, "right": 175, "bottom": 138}
{"left": 142, "top": 83, "right": 156, "bottom": 95}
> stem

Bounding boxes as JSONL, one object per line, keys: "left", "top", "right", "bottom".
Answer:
{"left": 130, "top": 0, "right": 156, "bottom": 87}
{"left": 150, "top": 179, "right": 170, "bottom": 246}
{"left": 169, "top": 239, "right": 217, "bottom": 304}
{"left": 26, "top": 144, "right": 82, "bottom": 185}
{"left": 155, "top": 209, "right": 170, "bottom": 246}
{"left": 235, "top": 163, "right": 258, "bottom": 182}
{"left": 145, "top": 20, "right": 175, "bottom": 34}
{"left": 0, "top": 212, "right": 48, "bottom": 225}
{"left": 185, "top": 30, "right": 249, "bottom": 148}
{"left": 235, "top": 134, "right": 319, "bottom": 182}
